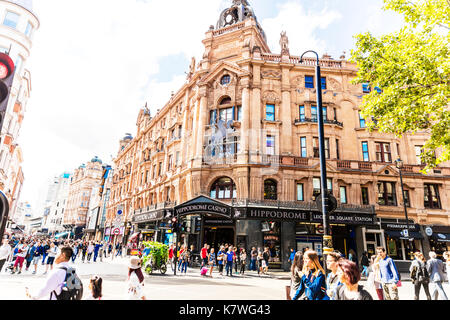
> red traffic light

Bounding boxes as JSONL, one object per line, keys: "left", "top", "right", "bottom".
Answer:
{"left": 0, "top": 53, "right": 14, "bottom": 80}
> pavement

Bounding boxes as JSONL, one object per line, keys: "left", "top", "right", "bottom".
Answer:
{"left": 0, "top": 256, "right": 448, "bottom": 300}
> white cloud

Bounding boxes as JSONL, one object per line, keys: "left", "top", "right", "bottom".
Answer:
{"left": 262, "top": 1, "right": 342, "bottom": 56}
{"left": 18, "top": 0, "right": 228, "bottom": 211}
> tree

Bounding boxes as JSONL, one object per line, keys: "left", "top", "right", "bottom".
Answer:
{"left": 350, "top": 0, "right": 450, "bottom": 170}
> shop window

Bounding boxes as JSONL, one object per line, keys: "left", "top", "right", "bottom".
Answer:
{"left": 264, "top": 179, "right": 278, "bottom": 200}
{"left": 210, "top": 177, "right": 237, "bottom": 199}
{"left": 262, "top": 221, "right": 281, "bottom": 266}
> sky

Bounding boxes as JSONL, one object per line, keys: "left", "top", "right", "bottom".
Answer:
{"left": 17, "top": 0, "right": 404, "bottom": 215}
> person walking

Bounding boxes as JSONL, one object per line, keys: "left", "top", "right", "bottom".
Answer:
{"left": 288, "top": 248, "right": 296, "bottom": 264}
{"left": 180, "top": 247, "right": 189, "bottom": 274}
{"left": 126, "top": 257, "right": 146, "bottom": 300}
{"left": 200, "top": 244, "right": 208, "bottom": 269}
{"left": 410, "top": 251, "right": 431, "bottom": 300}
{"left": 348, "top": 249, "right": 357, "bottom": 264}
{"left": 250, "top": 247, "right": 257, "bottom": 271}
{"left": 360, "top": 251, "right": 370, "bottom": 278}
{"left": 13, "top": 241, "right": 28, "bottom": 274}
{"left": 376, "top": 247, "right": 400, "bottom": 300}
{"left": 168, "top": 244, "right": 174, "bottom": 270}
{"left": 292, "top": 250, "right": 329, "bottom": 300}
{"left": 240, "top": 249, "right": 247, "bottom": 275}
{"left": 24, "top": 241, "right": 35, "bottom": 272}
{"left": 234, "top": 246, "right": 239, "bottom": 275}
{"left": 0, "top": 238, "right": 12, "bottom": 272}
{"left": 325, "top": 251, "right": 342, "bottom": 300}
{"left": 427, "top": 251, "right": 448, "bottom": 300}
{"left": 289, "top": 251, "right": 304, "bottom": 300}
{"left": 217, "top": 246, "right": 225, "bottom": 276}
{"left": 31, "top": 241, "right": 44, "bottom": 275}
{"left": 87, "top": 242, "right": 94, "bottom": 263}
{"left": 367, "top": 255, "right": 384, "bottom": 300}
{"left": 25, "top": 246, "right": 80, "bottom": 300}
{"left": 44, "top": 242, "right": 58, "bottom": 275}
{"left": 81, "top": 242, "right": 88, "bottom": 263}
{"left": 225, "top": 247, "right": 234, "bottom": 277}
{"left": 71, "top": 242, "right": 79, "bottom": 263}
{"left": 177, "top": 245, "right": 185, "bottom": 272}
{"left": 86, "top": 276, "right": 103, "bottom": 300}
{"left": 93, "top": 242, "right": 102, "bottom": 262}
{"left": 262, "top": 247, "right": 270, "bottom": 275}
{"left": 41, "top": 241, "right": 50, "bottom": 265}
{"left": 334, "top": 259, "right": 373, "bottom": 300}
{"left": 98, "top": 242, "right": 104, "bottom": 262}
{"left": 208, "top": 248, "right": 216, "bottom": 277}
{"left": 257, "top": 248, "right": 263, "bottom": 276}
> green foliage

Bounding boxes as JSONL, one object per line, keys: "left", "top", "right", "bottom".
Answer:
{"left": 350, "top": 0, "right": 450, "bottom": 170}
{"left": 142, "top": 241, "right": 169, "bottom": 273}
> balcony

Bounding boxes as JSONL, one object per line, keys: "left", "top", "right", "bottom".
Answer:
{"left": 294, "top": 118, "right": 343, "bottom": 127}
{"left": 133, "top": 201, "right": 175, "bottom": 215}
{"left": 202, "top": 154, "right": 238, "bottom": 166}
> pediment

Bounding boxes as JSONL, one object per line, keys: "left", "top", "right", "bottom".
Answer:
{"left": 311, "top": 161, "right": 338, "bottom": 173}
{"left": 198, "top": 61, "right": 250, "bottom": 86}
{"left": 376, "top": 164, "right": 399, "bottom": 177}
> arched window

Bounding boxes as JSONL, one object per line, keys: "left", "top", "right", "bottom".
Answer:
{"left": 210, "top": 177, "right": 237, "bottom": 199}
{"left": 219, "top": 96, "right": 232, "bottom": 105}
{"left": 264, "top": 179, "right": 278, "bottom": 200}
{"left": 220, "top": 75, "right": 231, "bottom": 85}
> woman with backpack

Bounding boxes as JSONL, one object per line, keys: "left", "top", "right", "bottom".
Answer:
{"left": 410, "top": 251, "right": 431, "bottom": 300}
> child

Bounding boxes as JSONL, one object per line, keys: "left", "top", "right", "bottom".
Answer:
{"left": 86, "top": 275, "right": 102, "bottom": 300}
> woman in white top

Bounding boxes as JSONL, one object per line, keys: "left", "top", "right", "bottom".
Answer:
{"left": 126, "top": 257, "right": 146, "bottom": 300}
{"left": 44, "top": 243, "right": 58, "bottom": 274}
{"left": 87, "top": 242, "right": 95, "bottom": 263}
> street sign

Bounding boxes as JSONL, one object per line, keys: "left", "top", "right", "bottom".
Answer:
{"left": 402, "top": 229, "right": 409, "bottom": 238}
{"left": 315, "top": 192, "right": 337, "bottom": 214}
{"left": 112, "top": 228, "right": 120, "bottom": 235}
{"left": 425, "top": 227, "right": 433, "bottom": 237}
{"left": 117, "top": 210, "right": 123, "bottom": 215}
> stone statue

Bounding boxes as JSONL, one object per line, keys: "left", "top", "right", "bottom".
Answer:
{"left": 187, "top": 57, "right": 196, "bottom": 80}
{"left": 280, "top": 31, "right": 289, "bottom": 55}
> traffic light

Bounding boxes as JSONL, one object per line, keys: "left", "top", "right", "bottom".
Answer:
{"left": 0, "top": 52, "right": 15, "bottom": 133}
{"left": 0, "top": 190, "right": 10, "bottom": 240}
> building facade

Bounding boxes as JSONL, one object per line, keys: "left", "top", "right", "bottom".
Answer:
{"left": 0, "top": 0, "right": 39, "bottom": 216}
{"left": 106, "top": 0, "right": 449, "bottom": 270}
{"left": 63, "top": 157, "right": 103, "bottom": 239}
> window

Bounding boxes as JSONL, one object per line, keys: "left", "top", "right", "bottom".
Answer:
{"left": 167, "top": 155, "right": 173, "bottom": 171}
{"left": 209, "top": 110, "right": 217, "bottom": 125}
{"left": 313, "top": 178, "right": 333, "bottom": 200}
{"left": 300, "top": 137, "right": 307, "bottom": 158}
{"left": 305, "top": 76, "right": 314, "bottom": 88}
{"left": 336, "top": 139, "right": 340, "bottom": 160}
{"left": 24, "top": 21, "right": 33, "bottom": 37}
{"left": 210, "top": 177, "right": 236, "bottom": 199}
{"left": 266, "top": 135, "right": 275, "bottom": 155}
{"left": 264, "top": 180, "right": 278, "bottom": 200}
{"left": 220, "top": 96, "right": 232, "bottom": 105}
{"left": 311, "top": 106, "right": 318, "bottom": 121}
{"left": 219, "top": 107, "right": 233, "bottom": 123}
{"left": 424, "top": 184, "right": 441, "bottom": 209}
{"left": 220, "top": 75, "right": 231, "bottom": 85}
{"left": 266, "top": 104, "right": 275, "bottom": 121}
{"left": 236, "top": 106, "right": 242, "bottom": 121}
{"left": 362, "top": 142, "right": 370, "bottom": 162}
{"left": 15, "top": 56, "right": 23, "bottom": 75}
{"left": 359, "top": 112, "right": 366, "bottom": 128}
{"left": 158, "top": 162, "right": 162, "bottom": 176}
{"left": 176, "top": 151, "right": 180, "bottom": 166}
{"left": 378, "top": 182, "right": 397, "bottom": 206}
{"left": 299, "top": 106, "right": 305, "bottom": 121}
{"left": 403, "top": 190, "right": 411, "bottom": 207}
{"left": 321, "top": 77, "right": 327, "bottom": 90}
{"left": 322, "top": 107, "right": 327, "bottom": 121}
{"left": 297, "top": 183, "right": 304, "bottom": 201}
{"left": 340, "top": 186, "right": 347, "bottom": 204}
{"left": 333, "top": 108, "right": 337, "bottom": 121}
{"left": 415, "top": 146, "right": 423, "bottom": 165}
{"left": 375, "top": 142, "right": 391, "bottom": 162}
{"left": 361, "top": 187, "right": 369, "bottom": 205}
{"left": 313, "top": 137, "right": 329, "bottom": 158}
{"left": 362, "top": 83, "right": 371, "bottom": 93}
{"left": 3, "top": 11, "right": 20, "bottom": 29}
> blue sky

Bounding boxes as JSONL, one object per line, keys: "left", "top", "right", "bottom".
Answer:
{"left": 18, "top": 0, "right": 404, "bottom": 214}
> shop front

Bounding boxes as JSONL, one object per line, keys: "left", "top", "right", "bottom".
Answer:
{"left": 427, "top": 225, "right": 450, "bottom": 259}
{"left": 131, "top": 208, "right": 171, "bottom": 248}
{"left": 234, "top": 203, "right": 377, "bottom": 270}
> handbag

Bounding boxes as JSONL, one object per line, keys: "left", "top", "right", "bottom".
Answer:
{"left": 396, "top": 280, "right": 402, "bottom": 287}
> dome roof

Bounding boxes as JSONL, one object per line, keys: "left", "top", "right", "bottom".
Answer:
{"left": 8, "top": 0, "right": 33, "bottom": 11}
{"left": 91, "top": 156, "right": 102, "bottom": 164}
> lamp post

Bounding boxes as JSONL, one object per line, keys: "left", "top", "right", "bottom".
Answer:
{"left": 395, "top": 158, "right": 413, "bottom": 252}
{"left": 300, "top": 50, "right": 333, "bottom": 268}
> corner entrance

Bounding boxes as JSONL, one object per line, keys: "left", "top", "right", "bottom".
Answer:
{"left": 203, "top": 226, "right": 235, "bottom": 253}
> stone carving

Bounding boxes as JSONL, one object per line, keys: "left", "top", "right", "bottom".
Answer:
{"left": 280, "top": 31, "right": 289, "bottom": 55}
{"left": 328, "top": 78, "right": 342, "bottom": 91}
{"left": 187, "top": 57, "right": 196, "bottom": 80}
{"left": 262, "top": 91, "right": 281, "bottom": 104}
{"left": 261, "top": 70, "right": 281, "bottom": 79}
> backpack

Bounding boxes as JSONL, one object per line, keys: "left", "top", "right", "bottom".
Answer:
{"left": 53, "top": 267, "right": 83, "bottom": 300}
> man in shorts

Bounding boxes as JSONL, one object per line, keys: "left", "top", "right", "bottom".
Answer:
{"left": 200, "top": 244, "right": 208, "bottom": 269}
{"left": 32, "top": 241, "right": 44, "bottom": 275}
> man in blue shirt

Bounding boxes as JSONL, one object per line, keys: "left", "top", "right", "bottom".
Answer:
{"left": 225, "top": 248, "right": 234, "bottom": 277}
{"left": 376, "top": 247, "right": 400, "bottom": 300}
{"left": 288, "top": 248, "right": 296, "bottom": 264}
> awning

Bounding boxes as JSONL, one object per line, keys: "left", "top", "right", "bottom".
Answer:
{"left": 55, "top": 231, "right": 73, "bottom": 239}
{"left": 385, "top": 230, "right": 424, "bottom": 240}
{"left": 431, "top": 233, "right": 450, "bottom": 242}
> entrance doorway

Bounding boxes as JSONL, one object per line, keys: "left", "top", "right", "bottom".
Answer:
{"left": 203, "top": 227, "right": 235, "bottom": 253}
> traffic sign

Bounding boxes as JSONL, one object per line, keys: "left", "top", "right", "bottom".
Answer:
{"left": 112, "top": 228, "right": 120, "bottom": 235}
{"left": 315, "top": 191, "right": 337, "bottom": 214}
{"left": 402, "top": 229, "right": 409, "bottom": 238}
{"left": 425, "top": 227, "right": 433, "bottom": 237}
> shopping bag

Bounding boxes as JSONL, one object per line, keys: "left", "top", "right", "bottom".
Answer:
{"left": 396, "top": 280, "right": 402, "bottom": 287}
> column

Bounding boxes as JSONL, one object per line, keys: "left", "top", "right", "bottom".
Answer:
{"left": 281, "top": 66, "right": 293, "bottom": 155}
{"left": 193, "top": 86, "right": 208, "bottom": 167}
{"left": 239, "top": 78, "right": 250, "bottom": 164}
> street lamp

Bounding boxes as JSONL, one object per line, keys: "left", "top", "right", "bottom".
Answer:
{"left": 299, "top": 50, "right": 333, "bottom": 267}
{"left": 395, "top": 158, "right": 413, "bottom": 248}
